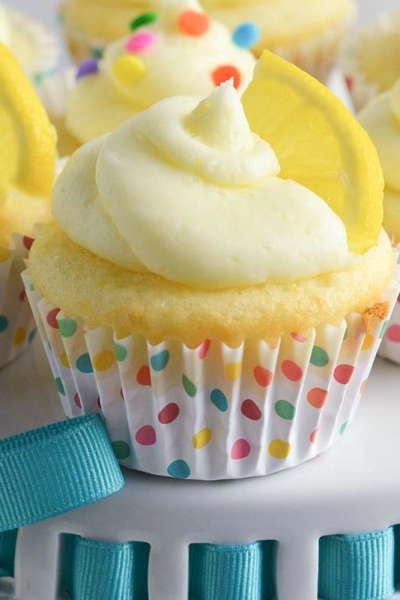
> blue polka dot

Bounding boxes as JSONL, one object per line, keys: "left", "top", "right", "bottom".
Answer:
{"left": 76, "top": 353, "right": 93, "bottom": 373}
{"left": 150, "top": 350, "right": 170, "bottom": 371}
{"left": 167, "top": 460, "right": 191, "bottom": 479}
{"left": 232, "top": 22, "right": 261, "bottom": 49}
{"left": 0, "top": 315, "right": 8, "bottom": 333}
{"left": 210, "top": 389, "right": 229, "bottom": 412}
{"left": 28, "top": 329, "right": 37, "bottom": 344}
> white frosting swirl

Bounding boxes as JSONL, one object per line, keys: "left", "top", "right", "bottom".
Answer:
{"left": 55, "top": 83, "right": 353, "bottom": 289}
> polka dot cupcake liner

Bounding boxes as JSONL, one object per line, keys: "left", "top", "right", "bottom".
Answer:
{"left": 379, "top": 293, "right": 400, "bottom": 364}
{"left": 0, "top": 235, "right": 38, "bottom": 369}
{"left": 23, "top": 268, "right": 399, "bottom": 480}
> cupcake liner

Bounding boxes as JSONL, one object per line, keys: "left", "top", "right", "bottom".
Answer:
{"left": 378, "top": 294, "right": 400, "bottom": 364}
{"left": 23, "top": 263, "right": 400, "bottom": 480}
{"left": 0, "top": 235, "right": 37, "bottom": 369}
{"left": 4, "top": 5, "right": 59, "bottom": 84}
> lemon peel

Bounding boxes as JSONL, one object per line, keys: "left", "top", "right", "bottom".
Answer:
{"left": 0, "top": 42, "right": 56, "bottom": 202}
{"left": 241, "top": 51, "right": 384, "bottom": 254}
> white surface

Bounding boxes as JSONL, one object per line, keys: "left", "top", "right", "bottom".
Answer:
{"left": 0, "top": 341, "right": 400, "bottom": 600}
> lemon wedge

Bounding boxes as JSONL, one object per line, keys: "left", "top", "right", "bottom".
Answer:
{"left": 0, "top": 42, "right": 56, "bottom": 201}
{"left": 241, "top": 51, "right": 383, "bottom": 254}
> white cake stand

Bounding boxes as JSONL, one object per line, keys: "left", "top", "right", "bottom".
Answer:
{"left": 0, "top": 339, "right": 399, "bottom": 600}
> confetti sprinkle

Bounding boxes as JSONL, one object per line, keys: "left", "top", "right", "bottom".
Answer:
{"left": 178, "top": 10, "right": 210, "bottom": 36}
{"left": 212, "top": 65, "right": 241, "bottom": 89}
{"left": 126, "top": 32, "right": 156, "bottom": 53}
{"left": 130, "top": 11, "right": 159, "bottom": 31}
{"left": 113, "top": 55, "right": 146, "bottom": 86}
{"left": 76, "top": 58, "right": 99, "bottom": 80}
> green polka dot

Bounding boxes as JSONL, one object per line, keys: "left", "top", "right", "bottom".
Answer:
{"left": 92, "top": 47, "right": 104, "bottom": 59}
{"left": 112, "top": 440, "right": 131, "bottom": 460}
{"left": 340, "top": 422, "right": 348, "bottom": 436}
{"left": 343, "top": 328, "right": 348, "bottom": 340}
{"left": 380, "top": 320, "right": 389, "bottom": 340}
{"left": 182, "top": 374, "right": 197, "bottom": 397}
{"left": 114, "top": 343, "right": 128, "bottom": 362}
{"left": 0, "top": 316, "right": 8, "bottom": 333}
{"left": 58, "top": 318, "right": 77, "bottom": 338}
{"left": 55, "top": 377, "right": 65, "bottom": 395}
{"left": 310, "top": 346, "right": 329, "bottom": 367}
{"left": 275, "top": 400, "right": 296, "bottom": 420}
{"left": 167, "top": 460, "right": 191, "bottom": 479}
{"left": 29, "top": 283, "right": 35, "bottom": 291}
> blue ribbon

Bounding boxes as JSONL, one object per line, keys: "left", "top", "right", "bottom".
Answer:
{"left": 0, "top": 414, "right": 124, "bottom": 533}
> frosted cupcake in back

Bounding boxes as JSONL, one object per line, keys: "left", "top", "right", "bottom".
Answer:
{"left": 26, "top": 53, "right": 398, "bottom": 480}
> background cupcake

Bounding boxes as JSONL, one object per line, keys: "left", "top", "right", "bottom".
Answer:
{"left": 0, "top": 42, "right": 56, "bottom": 368}
{"left": 25, "top": 54, "right": 399, "bottom": 480}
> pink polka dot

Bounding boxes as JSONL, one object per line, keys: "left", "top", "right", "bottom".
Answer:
{"left": 307, "top": 388, "right": 328, "bottom": 409}
{"left": 198, "top": 339, "right": 211, "bottom": 359}
{"left": 310, "top": 428, "right": 319, "bottom": 444}
{"left": 386, "top": 324, "right": 400, "bottom": 343}
{"left": 241, "top": 399, "right": 262, "bottom": 420}
{"left": 158, "top": 403, "right": 180, "bottom": 424}
{"left": 135, "top": 425, "right": 156, "bottom": 445}
{"left": 291, "top": 332, "right": 307, "bottom": 342}
{"left": 23, "top": 236, "right": 34, "bottom": 251}
{"left": 231, "top": 439, "right": 251, "bottom": 460}
{"left": 46, "top": 308, "right": 60, "bottom": 329}
{"left": 74, "top": 393, "right": 82, "bottom": 408}
{"left": 126, "top": 32, "right": 156, "bottom": 53}
{"left": 281, "top": 360, "right": 303, "bottom": 382}
{"left": 334, "top": 364, "right": 354, "bottom": 384}
{"left": 254, "top": 365, "right": 273, "bottom": 387}
{"left": 360, "top": 379, "right": 368, "bottom": 395}
{"left": 137, "top": 365, "right": 151, "bottom": 385}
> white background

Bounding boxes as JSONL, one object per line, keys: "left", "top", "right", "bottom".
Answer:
{"left": 4, "top": 0, "right": 400, "bottom": 69}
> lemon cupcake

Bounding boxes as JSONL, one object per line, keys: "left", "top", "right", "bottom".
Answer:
{"left": 341, "top": 8, "right": 400, "bottom": 112}
{"left": 0, "top": 43, "right": 56, "bottom": 367}
{"left": 200, "top": 0, "right": 356, "bottom": 82}
{"left": 358, "top": 80, "right": 400, "bottom": 364}
{"left": 0, "top": 2, "right": 58, "bottom": 85}
{"left": 25, "top": 53, "right": 398, "bottom": 480}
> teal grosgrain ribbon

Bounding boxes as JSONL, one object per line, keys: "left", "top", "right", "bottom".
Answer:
{"left": 0, "top": 414, "right": 125, "bottom": 533}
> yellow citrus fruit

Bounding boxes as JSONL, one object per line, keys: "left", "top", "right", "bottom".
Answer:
{"left": 0, "top": 42, "right": 56, "bottom": 201}
{"left": 241, "top": 51, "right": 384, "bottom": 254}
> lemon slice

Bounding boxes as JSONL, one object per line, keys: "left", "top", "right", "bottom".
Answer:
{"left": 0, "top": 42, "right": 56, "bottom": 201}
{"left": 241, "top": 51, "right": 384, "bottom": 254}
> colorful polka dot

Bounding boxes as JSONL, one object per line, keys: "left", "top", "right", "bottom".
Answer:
{"left": 19, "top": 290, "right": 26, "bottom": 302}
{"left": 167, "top": 460, "right": 191, "bottom": 479}
{"left": 150, "top": 349, "right": 170, "bottom": 371}
{"left": 310, "top": 346, "right": 329, "bottom": 367}
{"left": 55, "top": 377, "right": 65, "bottom": 395}
{"left": 92, "top": 350, "right": 115, "bottom": 371}
{"left": 334, "top": 364, "right": 354, "bottom": 384}
{"left": 130, "top": 11, "right": 159, "bottom": 31}
{"left": 254, "top": 365, "right": 273, "bottom": 387}
{"left": 76, "top": 58, "right": 99, "bottom": 80}
{"left": 158, "top": 403, "right": 180, "bottom": 425}
{"left": 210, "top": 389, "right": 229, "bottom": 412}
{"left": 74, "top": 393, "right": 82, "bottom": 409}
{"left": 340, "top": 422, "right": 348, "bottom": 436}
{"left": 135, "top": 425, "right": 156, "bottom": 446}
{"left": 224, "top": 362, "right": 242, "bottom": 381}
{"left": 310, "top": 428, "right": 319, "bottom": 444}
{"left": 386, "top": 324, "right": 400, "bottom": 343}
{"left": 13, "top": 327, "right": 26, "bottom": 345}
{"left": 344, "top": 75, "right": 354, "bottom": 91}
{"left": 113, "top": 55, "right": 146, "bottom": 86}
{"left": 58, "top": 318, "right": 77, "bottom": 338}
{"left": 275, "top": 400, "right": 296, "bottom": 420}
{"left": 281, "top": 359, "right": 302, "bottom": 382}
{"left": 380, "top": 320, "right": 389, "bottom": 339}
{"left": 232, "top": 22, "right": 260, "bottom": 49}
{"left": 23, "top": 236, "right": 34, "bottom": 251}
{"left": 182, "top": 374, "right": 197, "bottom": 397}
{"left": 231, "top": 439, "right": 251, "bottom": 460}
{"left": 361, "top": 332, "right": 374, "bottom": 351}
{"left": 212, "top": 65, "right": 241, "bottom": 89}
{"left": 360, "top": 379, "right": 368, "bottom": 395}
{"left": 46, "top": 308, "right": 60, "bottom": 329}
{"left": 268, "top": 439, "right": 291, "bottom": 459}
{"left": 28, "top": 329, "right": 37, "bottom": 344}
{"left": 291, "top": 332, "right": 308, "bottom": 342}
{"left": 0, "top": 316, "right": 8, "bottom": 333}
{"left": 137, "top": 365, "right": 151, "bottom": 386}
{"left": 60, "top": 351, "right": 70, "bottom": 368}
{"left": 0, "top": 248, "right": 10, "bottom": 262}
{"left": 112, "top": 440, "right": 131, "bottom": 460}
{"left": 241, "top": 399, "right": 262, "bottom": 421}
{"left": 92, "top": 47, "right": 103, "bottom": 59}
{"left": 307, "top": 387, "right": 328, "bottom": 409}
{"left": 198, "top": 339, "right": 211, "bottom": 359}
{"left": 76, "top": 353, "right": 93, "bottom": 374}
{"left": 192, "top": 428, "right": 212, "bottom": 450}
{"left": 114, "top": 343, "right": 128, "bottom": 361}
{"left": 178, "top": 10, "right": 210, "bottom": 36}
{"left": 126, "top": 32, "right": 156, "bottom": 53}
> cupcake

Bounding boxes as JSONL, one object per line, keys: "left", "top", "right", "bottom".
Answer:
{"left": 25, "top": 52, "right": 398, "bottom": 480}
{"left": 341, "top": 8, "right": 400, "bottom": 112}
{"left": 50, "top": 0, "right": 256, "bottom": 155}
{"left": 0, "top": 42, "right": 57, "bottom": 368}
{"left": 358, "top": 80, "right": 400, "bottom": 364}
{"left": 201, "top": 0, "right": 356, "bottom": 82}
{"left": 0, "top": 2, "right": 59, "bottom": 85}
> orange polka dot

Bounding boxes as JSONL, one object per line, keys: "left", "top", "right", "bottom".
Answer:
{"left": 13, "top": 327, "right": 26, "bottom": 346}
{"left": 307, "top": 387, "right": 328, "bottom": 409}
{"left": 254, "top": 365, "right": 273, "bottom": 387}
{"left": 281, "top": 359, "right": 303, "bottom": 382}
{"left": 92, "top": 350, "right": 115, "bottom": 371}
{"left": 178, "top": 10, "right": 210, "bottom": 36}
{"left": 359, "top": 379, "right": 368, "bottom": 395}
{"left": 310, "top": 428, "right": 319, "bottom": 444}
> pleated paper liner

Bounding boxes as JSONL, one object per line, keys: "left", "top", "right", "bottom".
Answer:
{"left": 23, "top": 264, "right": 400, "bottom": 480}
